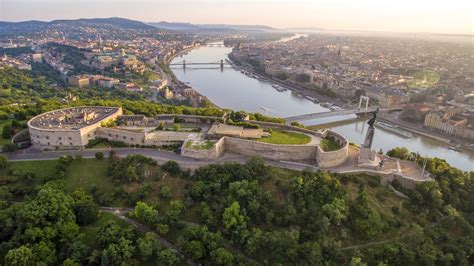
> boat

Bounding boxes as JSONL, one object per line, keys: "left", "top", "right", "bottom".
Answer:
{"left": 320, "top": 102, "right": 333, "bottom": 108}
{"left": 375, "top": 122, "right": 413, "bottom": 138}
{"left": 448, "top": 145, "right": 463, "bottom": 152}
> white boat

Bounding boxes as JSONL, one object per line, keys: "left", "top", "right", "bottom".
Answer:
{"left": 320, "top": 102, "right": 333, "bottom": 108}
{"left": 375, "top": 122, "right": 413, "bottom": 138}
{"left": 448, "top": 145, "right": 463, "bottom": 152}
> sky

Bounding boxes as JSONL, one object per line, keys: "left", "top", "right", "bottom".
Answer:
{"left": 1, "top": 0, "right": 473, "bottom": 34}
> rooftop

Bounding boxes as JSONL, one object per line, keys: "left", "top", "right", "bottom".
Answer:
{"left": 28, "top": 106, "right": 121, "bottom": 130}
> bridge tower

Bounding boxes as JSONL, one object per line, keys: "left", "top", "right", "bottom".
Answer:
{"left": 358, "top": 95, "right": 370, "bottom": 113}
{"left": 220, "top": 59, "right": 224, "bottom": 71}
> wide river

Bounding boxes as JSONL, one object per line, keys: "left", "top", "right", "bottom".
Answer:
{"left": 171, "top": 40, "right": 474, "bottom": 171}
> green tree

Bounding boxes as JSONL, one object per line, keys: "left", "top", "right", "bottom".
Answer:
{"left": 101, "top": 237, "right": 135, "bottom": 265}
{"left": 165, "top": 200, "right": 184, "bottom": 225}
{"left": 211, "top": 248, "right": 234, "bottom": 265}
{"left": 130, "top": 201, "right": 158, "bottom": 226}
{"left": 160, "top": 185, "right": 172, "bottom": 199}
{"left": 162, "top": 161, "right": 181, "bottom": 176}
{"left": 71, "top": 189, "right": 100, "bottom": 225}
{"left": 0, "top": 154, "right": 8, "bottom": 168}
{"left": 157, "top": 249, "right": 180, "bottom": 265}
{"left": 137, "top": 232, "right": 158, "bottom": 260}
{"left": 126, "top": 165, "right": 139, "bottom": 182}
{"left": 5, "top": 246, "right": 34, "bottom": 266}
{"left": 222, "top": 201, "right": 247, "bottom": 242}
{"left": 157, "top": 122, "right": 164, "bottom": 130}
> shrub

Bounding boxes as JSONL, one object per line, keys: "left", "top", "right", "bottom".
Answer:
{"left": 2, "top": 143, "right": 18, "bottom": 153}
{"left": 95, "top": 152, "right": 104, "bottom": 160}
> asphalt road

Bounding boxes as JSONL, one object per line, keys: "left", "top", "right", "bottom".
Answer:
{"left": 5, "top": 147, "right": 320, "bottom": 172}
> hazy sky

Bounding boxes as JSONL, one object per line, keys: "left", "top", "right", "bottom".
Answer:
{"left": 1, "top": 0, "right": 473, "bottom": 34}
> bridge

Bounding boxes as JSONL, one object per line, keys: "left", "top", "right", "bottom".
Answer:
{"left": 285, "top": 107, "right": 378, "bottom": 123}
{"left": 169, "top": 60, "right": 230, "bottom": 70}
{"left": 284, "top": 96, "right": 401, "bottom": 123}
{"left": 205, "top": 43, "right": 225, "bottom": 47}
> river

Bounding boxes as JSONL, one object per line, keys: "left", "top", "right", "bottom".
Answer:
{"left": 170, "top": 39, "right": 474, "bottom": 171}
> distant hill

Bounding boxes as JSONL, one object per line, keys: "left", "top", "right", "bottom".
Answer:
{"left": 285, "top": 27, "right": 325, "bottom": 32}
{"left": 148, "top": 21, "right": 201, "bottom": 31}
{"left": 51, "top": 17, "right": 155, "bottom": 30}
{"left": 0, "top": 17, "right": 155, "bottom": 36}
{"left": 149, "top": 21, "right": 279, "bottom": 32}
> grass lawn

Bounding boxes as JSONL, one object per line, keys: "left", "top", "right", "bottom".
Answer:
{"left": 0, "top": 159, "right": 58, "bottom": 179}
{"left": 65, "top": 159, "right": 113, "bottom": 193}
{"left": 185, "top": 140, "right": 214, "bottom": 150}
{"left": 320, "top": 139, "right": 341, "bottom": 151}
{"left": 257, "top": 130, "right": 311, "bottom": 145}
{"left": 80, "top": 212, "right": 132, "bottom": 249}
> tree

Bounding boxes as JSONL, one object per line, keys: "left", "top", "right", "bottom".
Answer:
{"left": 64, "top": 240, "right": 90, "bottom": 264}
{"left": 322, "top": 198, "right": 348, "bottom": 225}
{"left": 211, "top": 248, "right": 234, "bottom": 265}
{"left": 71, "top": 189, "right": 100, "bottom": 225}
{"left": 162, "top": 161, "right": 181, "bottom": 176}
{"left": 173, "top": 124, "right": 180, "bottom": 131}
{"left": 5, "top": 246, "right": 34, "bottom": 266}
{"left": 137, "top": 232, "right": 158, "bottom": 260}
{"left": 130, "top": 201, "right": 158, "bottom": 226}
{"left": 160, "top": 185, "right": 172, "bottom": 199}
{"left": 95, "top": 152, "right": 104, "bottom": 160}
{"left": 165, "top": 200, "right": 184, "bottom": 225}
{"left": 101, "top": 237, "right": 135, "bottom": 265}
{"left": 0, "top": 154, "right": 8, "bottom": 168}
{"left": 157, "top": 122, "right": 164, "bottom": 130}
{"left": 222, "top": 202, "right": 247, "bottom": 243}
{"left": 126, "top": 165, "right": 139, "bottom": 182}
{"left": 157, "top": 249, "right": 180, "bottom": 265}
{"left": 62, "top": 258, "right": 81, "bottom": 266}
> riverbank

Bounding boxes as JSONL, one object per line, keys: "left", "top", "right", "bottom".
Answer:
{"left": 227, "top": 55, "right": 348, "bottom": 108}
{"left": 164, "top": 44, "right": 222, "bottom": 109}
{"left": 168, "top": 40, "right": 474, "bottom": 171}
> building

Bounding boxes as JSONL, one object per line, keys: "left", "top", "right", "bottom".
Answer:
{"left": 400, "top": 104, "right": 433, "bottom": 122}
{"left": 28, "top": 106, "right": 123, "bottom": 150}
{"left": 424, "top": 111, "right": 467, "bottom": 135}
{"left": 32, "top": 53, "right": 43, "bottom": 63}
{"left": 68, "top": 75, "right": 90, "bottom": 88}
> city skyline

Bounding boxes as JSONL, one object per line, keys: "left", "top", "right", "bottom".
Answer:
{"left": 1, "top": 0, "right": 473, "bottom": 35}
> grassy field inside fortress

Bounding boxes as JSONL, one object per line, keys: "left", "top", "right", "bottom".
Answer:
{"left": 257, "top": 130, "right": 311, "bottom": 145}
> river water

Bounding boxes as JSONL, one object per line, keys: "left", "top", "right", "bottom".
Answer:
{"left": 171, "top": 40, "right": 474, "bottom": 171}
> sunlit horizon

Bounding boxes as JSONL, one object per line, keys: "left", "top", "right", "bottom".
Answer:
{"left": 1, "top": 0, "right": 473, "bottom": 35}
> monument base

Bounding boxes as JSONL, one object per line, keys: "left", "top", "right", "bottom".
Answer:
{"left": 358, "top": 147, "right": 381, "bottom": 169}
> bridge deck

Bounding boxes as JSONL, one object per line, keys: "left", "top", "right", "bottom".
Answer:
{"left": 285, "top": 108, "right": 377, "bottom": 122}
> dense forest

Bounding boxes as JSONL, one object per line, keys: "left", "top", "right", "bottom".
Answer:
{"left": 0, "top": 150, "right": 472, "bottom": 265}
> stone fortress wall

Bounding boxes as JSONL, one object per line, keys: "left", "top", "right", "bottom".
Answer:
{"left": 316, "top": 130, "right": 349, "bottom": 168}
{"left": 28, "top": 106, "right": 122, "bottom": 150}
{"left": 181, "top": 137, "right": 226, "bottom": 160}
{"left": 96, "top": 127, "right": 146, "bottom": 146}
{"left": 181, "top": 119, "right": 350, "bottom": 168}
